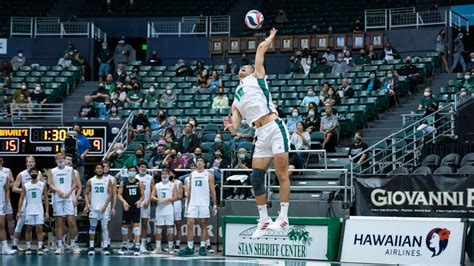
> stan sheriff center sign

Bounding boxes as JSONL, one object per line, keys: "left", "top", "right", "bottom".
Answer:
{"left": 222, "top": 216, "right": 341, "bottom": 261}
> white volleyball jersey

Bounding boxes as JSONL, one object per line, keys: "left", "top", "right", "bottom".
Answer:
{"left": 90, "top": 176, "right": 109, "bottom": 211}
{"left": 104, "top": 174, "right": 115, "bottom": 187}
{"left": 0, "top": 167, "right": 11, "bottom": 178}
{"left": 24, "top": 181, "right": 45, "bottom": 215}
{"left": 0, "top": 171, "right": 7, "bottom": 204}
{"left": 51, "top": 166, "right": 73, "bottom": 202}
{"left": 19, "top": 169, "right": 43, "bottom": 186}
{"left": 136, "top": 174, "right": 152, "bottom": 203}
{"left": 172, "top": 179, "right": 183, "bottom": 209}
{"left": 155, "top": 182, "right": 174, "bottom": 216}
{"left": 189, "top": 170, "right": 210, "bottom": 207}
{"left": 233, "top": 75, "right": 277, "bottom": 124}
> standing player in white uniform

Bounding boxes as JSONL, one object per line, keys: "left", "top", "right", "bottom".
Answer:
{"left": 178, "top": 157, "right": 217, "bottom": 257}
{"left": 17, "top": 167, "right": 49, "bottom": 255}
{"left": 151, "top": 167, "right": 177, "bottom": 254}
{"left": 12, "top": 156, "right": 43, "bottom": 252}
{"left": 49, "top": 153, "right": 80, "bottom": 254}
{"left": 102, "top": 160, "right": 116, "bottom": 251}
{"left": 224, "top": 28, "right": 291, "bottom": 239}
{"left": 84, "top": 164, "right": 113, "bottom": 255}
{"left": 0, "top": 162, "right": 16, "bottom": 255}
{"left": 0, "top": 157, "right": 16, "bottom": 245}
{"left": 64, "top": 154, "right": 82, "bottom": 250}
{"left": 136, "top": 162, "right": 154, "bottom": 253}
{"left": 172, "top": 171, "right": 184, "bottom": 251}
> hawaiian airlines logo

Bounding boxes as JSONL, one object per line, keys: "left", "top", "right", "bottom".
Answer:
{"left": 426, "top": 228, "right": 450, "bottom": 257}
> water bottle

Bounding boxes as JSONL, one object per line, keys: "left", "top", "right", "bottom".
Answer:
{"left": 99, "top": 104, "right": 106, "bottom": 120}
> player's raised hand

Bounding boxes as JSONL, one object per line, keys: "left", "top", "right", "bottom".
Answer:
{"left": 268, "top": 28, "right": 278, "bottom": 39}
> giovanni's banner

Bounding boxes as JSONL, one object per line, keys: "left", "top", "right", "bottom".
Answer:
{"left": 355, "top": 174, "right": 474, "bottom": 218}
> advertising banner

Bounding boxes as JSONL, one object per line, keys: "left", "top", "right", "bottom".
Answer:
{"left": 340, "top": 216, "right": 466, "bottom": 264}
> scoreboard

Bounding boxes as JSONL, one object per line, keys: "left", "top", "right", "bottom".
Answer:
{"left": 0, "top": 126, "right": 107, "bottom": 156}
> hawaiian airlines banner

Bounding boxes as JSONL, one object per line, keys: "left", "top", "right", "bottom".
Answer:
{"left": 340, "top": 217, "right": 466, "bottom": 264}
{"left": 354, "top": 174, "right": 474, "bottom": 218}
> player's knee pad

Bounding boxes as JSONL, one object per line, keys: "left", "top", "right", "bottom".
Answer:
{"left": 121, "top": 227, "right": 128, "bottom": 235}
{"left": 155, "top": 226, "right": 162, "bottom": 234}
{"left": 89, "top": 219, "right": 98, "bottom": 234}
{"left": 166, "top": 227, "right": 173, "bottom": 236}
{"left": 132, "top": 226, "right": 141, "bottom": 236}
{"left": 101, "top": 221, "right": 109, "bottom": 240}
{"left": 250, "top": 168, "right": 267, "bottom": 196}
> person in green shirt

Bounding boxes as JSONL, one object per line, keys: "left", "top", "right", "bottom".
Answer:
{"left": 106, "top": 143, "right": 133, "bottom": 168}
{"left": 354, "top": 49, "right": 372, "bottom": 66}
{"left": 418, "top": 87, "right": 438, "bottom": 111}
{"left": 455, "top": 71, "right": 474, "bottom": 92}
{"left": 143, "top": 85, "right": 158, "bottom": 104}
{"left": 104, "top": 74, "right": 116, "bottom": 94}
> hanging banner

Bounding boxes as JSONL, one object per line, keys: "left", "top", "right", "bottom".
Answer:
{"left": 354, "top": 174, "right": 474, "bottom": 218}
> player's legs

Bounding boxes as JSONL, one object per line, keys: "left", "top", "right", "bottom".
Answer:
{"left": 66, "top": 214, "right": 80, "bottom": 253}
{"left": 139, "top": 217, "right": 148, "bottom": 252}
{"left": 119, "top": 224, "right": 130, "bottom": 255}
{"left": 250, "top": 157, "right": 273, "bottom": 239}
{"left": 88, "top": 217, "right": 98, "bottom": 255}
{"left": 24, "top": 225, "right": 32, "bottom": 254}
{"left": 198, "top": 218, "right": 208, "bottom": 256}
{"left": 13, "top": 213, "right": 26, "bottom": 251}
{"left": 274, "top": 152, "right": 290, "bottom": 203}
{"left": 100, "top": 217, "right": 110, "bottom": 254}
{"left": 165, "top": 224, "right": 174, "bottom": 254}
{"left": 54, "top": 216, "right": 64, "bottom": 252}
{"left": 6, "top": 214, "right": 14, "bottom": 240}
{"left": 132, "top": 221, "right": 141, "bottom": 255}
{"left": 153, "top": 224, "right": 163, "bottom": 253}
{"left": 0, "top": 214, "right": 16, "bottom": 254}
{"left": 36, "top": 223, "right": 44, "bottom": 254}
{"left": 177, "top": 215, "right": 196, "bottom": 256}
{"left": 174, "top": 219, "right": 182, "bottom": 249}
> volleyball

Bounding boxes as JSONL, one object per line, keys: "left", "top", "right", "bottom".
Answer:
{"left": 244, "top": 10, "right": 264, "bottom": 29}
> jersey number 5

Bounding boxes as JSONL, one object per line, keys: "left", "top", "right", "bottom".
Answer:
{"left": 32, "top": 191, "right": 37, "bottom": 198}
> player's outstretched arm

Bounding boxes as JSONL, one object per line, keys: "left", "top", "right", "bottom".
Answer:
{"left": 254, "top": 28, "right": 277, "bottom": 78}
{"left": 224, "top": 104, "right": 242, "bottom": 134}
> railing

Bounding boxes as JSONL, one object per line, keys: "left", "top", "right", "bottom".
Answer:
{"left": 10, "top": 103, "right": 63, "bottom": 126}
{"left": 102, "top": 112, "right": 134, "bottom": 161}
{"left": 147, "top": 15, "right": 230, "bottom": 37}
{"left": 10, "top": 17, "right": 107, "bottom": 39}
{"left": 364, "top": 9, "right": 388, "bottom": 31}
{"left": 450, "top": 10, "right": 470, "bottom": 34}
{"left": 351, "top": 103, "right": 456, "bottom": 179}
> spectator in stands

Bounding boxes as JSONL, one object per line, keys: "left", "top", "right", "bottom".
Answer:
{"left": 287, "top": 56, "right": 301, "bottom": 74}
{"left": 435, "top": 29, "right": 450, "bottom": 73}
{"left": 240, "top": 53, "right": 250, "bottom": 67}
{"left": 126, "top": 83, "right": 143, "bottom": 104}
{"left": 79, "top": 95, "right": 96, "bottom": 118}
{"left": 123, "top": 76, "right": 134, "bottom": 91}
{"left": 348, "top": 132, "right": 368, "bottom": 166}
{"left": 0, "top": 96, "right": 11, "bottom": 118}
{"left": 64, "top": 41, "right": 75, "bottom": 55}
{"left": 167, "top": 116, "right": 183, "bottom": 139}
{"left": 212, "top": 133, "right": 232, "bottom": 162}
{"left": 320, "top": 104, "right": 339, "bottom": 152}
{"left": 291, "top": 122, "right": 311, "bottom": 155}
{"left": 331, "top": 53, "right": 349, "bottom": 74}
{"left": 97, "top": 41, "right": 113, "bottom": 82}
{"left": 150, "top": 110, "right": 169, "bottom": 136}
{"left": 107, "top": 104, "right": 120, "bottom": 120}
{"left": 143, "top": 84, "right": 158, "bottom": 103}
{"left": 287, "top": 107, "right": 303, "bottom": 134}
{"left": 353, "top": 19, "right": 364, "bottom": 32}
{"left": 225, "top": 58, "right": 237, "bottom": 75}
{"left": 227, "top": 148, "right": 253, "bottom": 200}
{"left": 231, "top": 118, "right": 255, "bottom": 148}
{"left": 324, "top": 87, "right": 341, "bottom": 106}
{"left": 305, "top": 104, "right": 320, "bottom": 133}
{"left": 338, "top": 78, "right": 354, "bottom": 98}
{"left": 319, "top": 82, "right": 330, "bottom": 104}
{"left": 193, "top": 60, "right": 206, "bottom": 76}
{"left": 104, "top": 74, "right": 116, "bottom": 93}
{"left": 148, "top": 145, "right": 166, "bottom": 169}
{"left": 459, "top": 87, "right": 470, "bottom": 105}
{"left": 11, "top": 50, "right": 26, "bottom": 71}
{"left": 275, "top": 9, "right": 288, "bottom": 24}
{"left": 314, "top": 58, "right": 331, "bottom": 73}
{"left": 467, "top": 53, "right": 474, "bottom": 71}
{"left": 418, "top": 87, "right": 437, "bottom": 111}
{"left": 450, "top": 32, "right": 466, "bottom": 73}
{"left": 354, "top": 49, "right": 371, "bottom": 66}
{"left": 72, "top": 50, "right": 87, "bottom": 81}
{"left": 368, "top": 45, "right": 378, "bottom": 60}
{"left": 130, "top": 110, "right": 151, "bottom": 136}
{"left": 272, "top": 98, "right": 285, "bottom": 118}
{"left": 114, "top": 37, "right": 133, "bottom": 66}
{"left": 1, "top": 61, "right": 13, "bottom": 79}
{"left": 129, "top": 66, "right": 141, "bottom": 82}
{"left": 301, "top": 55, "right": 315, "bottom": 75}
{"left": 195, "top": 69, "right": 209, "bottom": 90}
{"left": 31, "top": 83, "right": 47, "bottom": 107}
{"left": 343, "top": 50, "right": 353, "bottom": 66}
{"left": 91, "top": 82, "right": 109, "bottom": 102}
{"left": 147, "top": 50, "right": 162, "bottom": 66}
{"left": 13, "top": 82, "right": 29, "bottom": 103}
{"left": 164, "top": 127, "right": 179, "bottom": 150}
{"left": 208, "top": 147, "right": 230, "bottom": 182}
{"left": 160, "top": 84, "right": 177, "bottom": 103}
{"left": 455, "top": 71, "right": 474, "bottom": 92}
{"left": 212, "top": 87, "right": 229, "bottom": 109}
{"left": 12, "top": 94, "right": 32, "bottom": 117}
{"left": 113, "top": 63, "right": 127, "bottom": 83}
{"left": 162, "top": 148, "right": 184, "bottom": 171}
{"left": 71, "top": 124, "right": 91, "bottom": 182}
{"left": 178, "top": 123, "right": 200, "bottom": 154}
{"left": 2, "top": 76, "right": 10, "bottom": 90}
{"left": 175, "top": 59, "right": 193, "bottom": 77}
{"left": 207, "top": 70, "right": 223, "bottom": 94}
{"left": 106, "top": 143, "right": 128, "bottom": 168}
{"left": 111, "top": 84, "right": 127, "bottom": 103}
{"left": 300, "top": 86, "right": 320, "bottom": 107}
{"left": 363, "top": 71, "right": 382, "bottom": 93}
{"left": 186, "top": 117, "right": 202, "bottom": 139}
{"left": 398, "top": 56, "right": 420, "bottom": 93}
{"left": 322, "top": 48, "right": 335, "bottom": 65}
{"left": 381, "top": 70, "right": 399, "bottom": 108}
{"left": 381, "top": 43, "right": 400, "bottom": 61}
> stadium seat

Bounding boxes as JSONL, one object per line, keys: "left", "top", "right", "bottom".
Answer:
{"left": 457, "top": 166, "right": 474, "bottom": 174}
{"left": 413, "top": 166, "right": 432, "bottom": 175}
{"left": 433, "top": 166, "right": 453, "bottom": 175}
{"left": 440, "top": 153, "right": 460, "bottom": 169}
{"left": 460, "top": 153, "right": 474, "bottom": 167}
{"left": 421, "top": 154, "right": 440, "bottom": 170}
{"left": 237, "top": 142, "right": 254, "bottom": 152}
{"left": 392, "top": 167, "right": 409, "bottom": 175}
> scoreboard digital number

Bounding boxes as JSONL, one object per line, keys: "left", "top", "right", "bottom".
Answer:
{"left": 0, "top": 127, "right": 106, "bottom": 156}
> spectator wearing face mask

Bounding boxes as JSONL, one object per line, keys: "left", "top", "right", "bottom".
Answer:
{"left": 91, "top": 82, "right": 109, "bottom": 102}
{"left": 343, "top": 50, "right": 353, "bottom": 66}
{"left": 225, "top": 58, "right": 237, "bottom": 75}
{"left": 13, "top": 82, "right": 30, "bottom": 103}
{"left": 459, "top": 87, "right": 471, "bottom": 105}
{"left": 324, "top": 87, "right": 341, "bottom": 105}
{"left": 129, "top": 66, "right": 141, "bottom": 82}
{"left": 300, "top": 86, "right": 320, "bottom": 107}
{"left": 381, "top": 43, "right": 400, "bottom": 62}
{"left": 286, "top": 108, "right": 303, "bottom": 134}
{"left": 348, "top": 132, "right": 369, "bottom": 167}
{"left": 331, "top": 53, "right": 349, "bottom": 74}
{"left": 231, "top": 119, "right": 255, "bottom": 147}
{"left": 150, "top": 110, "right": 169, "bottom": 136}
{"left": 104, "top": 74, "right": 116, "bottom": 94}
{"left": 147, "top": 50, "right": 162, "bottom": 66}
{"left": 113, "top": 63, "right": 127, "bottom": 83}
{"left": 193, "top": 60, "right": 206, "bottom": 76}
{"left": 398, "top": 56, "right": 420, "bottom": 93}
{"left": 301, "top": 55, "right": 315, "bottom": 75}
{"left": 79, "top": 95, "right": 96, "bottom": 118}
{"left": 314, "top": 58, "right": 332, "bottom": 73}
{"left": 106, "top": 143, "right": 132, "bottom": 168}
{"left": 338, "top": 78, "right": 354, "bottom": 98}
{"left": 114, "top": 37, "right": 133, "bottom": 66}
{"left": 287, "top": 56, "right": 301, "bottom": 74}
{"left": 163, "top": 128, "right": 179, "bottom": 150}
{"left": 418, "top": 88, "right": 437, "bottom": 111}
{"left": 126, "top": 81, "right": 143, "bottom": 104}
{"left": 362, "top": 71, "right": 382, "bottom": 93}
{"left": 11, "top": 50, "right": 26, "bottom": 71}
{"left": 175, "top": 59, "right": 193, "bottom": 77}
{"left": 227, "top": 148, "right": 253, "bottom": 200}
{"left": 143, "top": 85, "right": 158, "bottom": 103}
{"left": 320, "top": 104, "right": 339, "bottom": 152}
{"left": 162, "top": 148, "right": 184, "bottom": 175}
{"left": 435, "top": 30, "right": 450, "bottom": 73}
{"left": 323, "top": 48, "right": 335, "bottom": 65}
{"left": 111, "top": 84, "right": 127, "bottom": 103}
{"left": 97, "top": 42, "right": 113, "bottom": 82}
{"left": 187, "top": 147, "right": 203, "bottom": 168}
{"left": 305, "top": 102, "right": 320, "bottom": 133}
{"left": 272, "top": 98, "right": 285, "bottom": 118}
{"left": 381, "top": 70, "right": 399, "bottom": 108}
{"left": 30, "top": 83, "right": 47, "bottom": 107}
{"left": 291, "top": 122, "right": 311, "bottom": 151}
{"left": 212, "top": 87, "right": 229, "bottom": 109}
{"left": 178, "top": 123, "right": 200, "bottom": 154}
{"left": 160, "top": 84, "right": 177, "bottom": 103}
{"left": 167, "top": 116, "right": 183, "bottom": 139}
{"left": 130, "top": 110, "right": 151, "bottom": 138}
{"left": 467, "top": 53, "right": 474, "bottom": 71}
{"left": 455, "top": 71, "right": 474, "bottom": 92}
{"left": 186, "top": 117, "right": 202, "bottom": 139}
{"left": 354, "top": 49, "right": 371, "bottom": 66}
{"left": 148, "top": 145, "right": 166, "bottom": 168}
{"left": 208, "top": 148, "right": 230, "bottom": 183}
{"left": 212, "top": 133, "right": 232, "bottom": 162}
{"left": 107, "top": 104, "right": 120, "bottom": 120}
